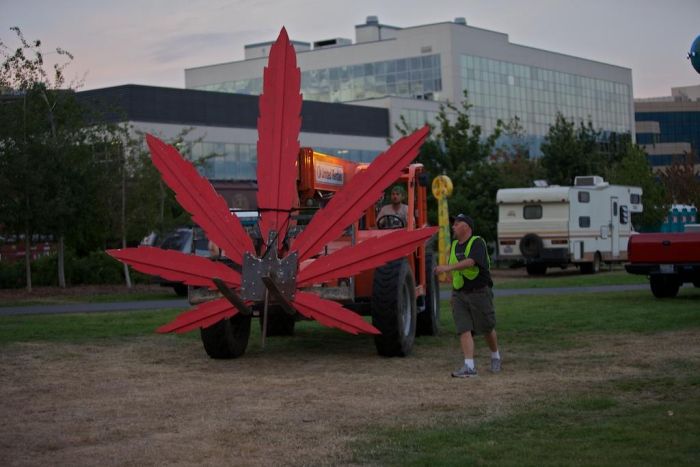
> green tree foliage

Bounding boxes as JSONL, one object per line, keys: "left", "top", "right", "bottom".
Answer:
{"left": 607, "top": 141, "right": 668, "bottom": 231}
{"left": 397, "top": 93, "right": 503, "bottom": 242}
{"left": 492, "top": 116, "right": 545, "bottom": 189}
{"left": 658, "top": 157, "right": 700, "bottom": 209}
{"left": 0, "top": 27, "right": 121, "bottom": 288}
{"left": 540, "top": 113, "right": 604, "bottom": 185}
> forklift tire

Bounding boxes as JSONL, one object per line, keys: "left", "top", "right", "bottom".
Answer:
{"left": 650, "top": 274, "right": 680, "bottom": 298}
{"left": 526, "top": 263, "right": 547, "bottom": 276}
{"left": 200, "top": 314, "right": 252, "bottom": 359}
{"left": 417, "top": 253, "right": 440, "bottom": 336}
{"left": 371, "top": 259, "right": 417, "bottom": 357}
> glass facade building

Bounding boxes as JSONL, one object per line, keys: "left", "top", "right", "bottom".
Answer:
{"left": 460, "top": 55, "right": 632, "bottom": 143}
{"left": 186, "top": 17, "right": 634, "bottom": 159}
{"left": 635, "top": 89, "right": 700, "bottom": 169}
{"left": 636, "top": 111, "right": 700, "bottom": 156}
{"left": 195, "top": 54, "right": 442, "bottom": 103}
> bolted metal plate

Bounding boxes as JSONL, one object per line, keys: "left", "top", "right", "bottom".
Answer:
{"left": 241, "top": 251, "right": 298, "bottom": 302}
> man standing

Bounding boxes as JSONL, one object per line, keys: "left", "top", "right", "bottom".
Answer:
{"left": 377, "top": 186, "right": 409, "bottom": 226}
{"left": 435, "top": 214, "right": 501, "bottom": 378}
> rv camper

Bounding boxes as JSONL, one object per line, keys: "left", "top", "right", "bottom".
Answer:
{"left": 496, "top": 176, "right": 643, "bottom": 275}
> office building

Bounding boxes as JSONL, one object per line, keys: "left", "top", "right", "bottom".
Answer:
{"left": 635, "top": 84, "right": 700, "bottom": 170}
{"left": 186, "top": 16, "right": 634, "bottom": 155}
{"left": 77, "top": 85, "right": 389, "bottom": 189}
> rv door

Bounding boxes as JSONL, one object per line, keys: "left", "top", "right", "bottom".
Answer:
{"left": 610, "top": 197, "right": 620, "bottom": 257}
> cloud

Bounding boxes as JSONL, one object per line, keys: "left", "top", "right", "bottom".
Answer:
{"left": 147, "top": 31, "right": 260, "bottom": 64}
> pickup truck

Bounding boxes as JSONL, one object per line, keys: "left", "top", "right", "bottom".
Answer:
{"left": 625, "top": 229, "right": 700, "bottom": 298}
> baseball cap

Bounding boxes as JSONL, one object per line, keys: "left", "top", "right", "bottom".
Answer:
{"left": 450, "top": 213, "right": 474, "bottom": 229}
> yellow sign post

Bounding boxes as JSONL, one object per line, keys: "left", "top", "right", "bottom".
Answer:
{"left": 431, "top": 175, "right": 453, "bottom": 282}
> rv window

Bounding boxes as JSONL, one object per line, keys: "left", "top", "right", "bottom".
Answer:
{"left": 523, "top": 205, "right": 542, "bottom": 219}
{"left": 620, "top": 206, "right": 629, "bottom": 225}
{"left": 630, "top": 193, "right": 641, "bottom": 204}
{"left": 579, "top": 216, "right": 591, "bottom": 228}
{"left": 578, "top": 191, "right": 590, "bottom": 203}
{"left": 613, "top": 202, "right": 618, "bottom": 216}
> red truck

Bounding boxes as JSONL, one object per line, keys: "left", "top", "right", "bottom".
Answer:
{"left": 625, "top": 230, "right": 700, "bottom": 298}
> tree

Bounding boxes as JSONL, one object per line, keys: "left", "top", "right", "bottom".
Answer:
{"left": 397, "top": 92, "right": 503, "bottom": 242}
{"left": 492, "top": 117, "right": 545, "bottom": 189}
{"left": 1, "top": 27, "right": 119, "bottom": 288}
{"left": 0, "top": 27, "right": 76, "bottom": 290}
{"left": 540, "top": 113, "right": 603, "bottom": 185}
{"left": 608, "top": 142, "right": 668, "bottom": 231}
{"left": 658, "top": 155, "right": 700, "bottom": 209}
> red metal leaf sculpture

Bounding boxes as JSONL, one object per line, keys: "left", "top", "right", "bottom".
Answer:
{"left": 147, "top": 134, "right": 254, "bottom": 264}
{"left": 296, "top": 228, "right": 438, "bottom": 286}
{"left": 107, "top": 27, "right": 435, "bottom": 340}
{"left": 256, "top": 27, "right": 302, "bottom": 254}
{"left": 107, "top": 246, "right": 240, "bottom": 289}
{"left": 156, "top": 298, "right": 237, "bottom": 334}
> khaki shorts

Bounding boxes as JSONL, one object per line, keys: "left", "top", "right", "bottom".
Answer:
{"left": 451, "top": 287, "right": 496, "bottom": 335}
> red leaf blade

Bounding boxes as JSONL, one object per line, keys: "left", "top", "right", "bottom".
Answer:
{"left": 146, "top": 134, "right": 254, "bottom": 263}
{"left": 156, "top": 298, "right": 237, "bottom": 334}
{"left": 256, "top": 27, "right": 302, "bottom": 252}
{"left": 297, "top": 227, "right": 438, "bottom": 286}
{"left": 107, "top": 247, "right": 240, "bottom": 289}
{"left": 292, "top": 292, "right": 380, "bottom": 335}
{"left": 291, "top": 126, "right": 429, "bottom": 261}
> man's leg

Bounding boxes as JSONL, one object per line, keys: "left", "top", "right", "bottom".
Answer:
{"left": 452, "top": 331, "right": 477, "bottom": 377}
{"left": 484, "top": 329, "right": 501, "bottom": 373}
{"left": 460, "top": 331, "right": 475, "bottom": 358}
{"left": 484, "top": 329, "right": 498, "bottom": 352}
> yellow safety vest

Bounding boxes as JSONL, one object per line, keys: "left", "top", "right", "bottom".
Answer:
{"left": 449, "top": 236, "right": 489, "bottom": 289}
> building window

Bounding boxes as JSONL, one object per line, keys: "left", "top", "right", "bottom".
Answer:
{"left": 198, "top": 54, "right": 443, "bottom": 104}
{"left": 523, "top": 205, "right": 542, "bottom": 219}
{"left": 459, "top": 54, "right": 632, "bottom": 154}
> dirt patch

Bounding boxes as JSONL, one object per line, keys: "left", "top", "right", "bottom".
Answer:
{"left": 1, "top": 330, "right": 698, "bottom": 466}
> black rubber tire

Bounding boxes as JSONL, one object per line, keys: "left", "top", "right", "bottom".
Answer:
{"left": 417, "top": 253, "right": 440, "bottom": 336}
{"left": 371, "top": 259, "right": 417, "bottom": 357}
{"left": 580, "top": 253, "right": 601, "bottom": 275}
{"left": 200, "top": 314, "right": 252, "bottom": 359}
{"left": 173, "top": 284, "right": 188, "bottom": 297}
{"left": 526, "top": 263, "right": 547, "bottom": 275}
{"left": 519, "top": 233, "right": 542, "bottom": 258}
{"left": 259, "top": 309, "right": 296, "bottom": 337}
{"left": 650, "top": 274, "right": 681, "bottom": 298}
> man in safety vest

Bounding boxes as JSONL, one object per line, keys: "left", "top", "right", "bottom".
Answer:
{"left": 435, "top": 214, "right": 502, "bottom": 378}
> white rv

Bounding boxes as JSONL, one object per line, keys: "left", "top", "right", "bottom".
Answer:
{"left": 496, "top": 176, "right": 643, "bottom": 275}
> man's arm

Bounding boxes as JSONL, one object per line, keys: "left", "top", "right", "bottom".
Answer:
{"left": 435, "top": 257, "right": 475, "bottom": 274}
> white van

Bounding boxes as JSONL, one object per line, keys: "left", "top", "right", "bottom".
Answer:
{"left": 496, "top": 176, "right": 643, "bottom": 275}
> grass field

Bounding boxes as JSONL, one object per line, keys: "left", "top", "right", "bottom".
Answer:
{"left": 1, "top": 288, "right": 698, "bottom": 465}
{"left": 351, "top": 290, "right": 700, "bottom": 466}
{"left": 1, "top": 268, "right": 648, "bottom": 308}
{"left": 493, "top": 269, "right": 648, "bottom": 289}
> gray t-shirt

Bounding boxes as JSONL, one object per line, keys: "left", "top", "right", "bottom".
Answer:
{"left": 377, "top": 203, "right": 408, "bottom": 224}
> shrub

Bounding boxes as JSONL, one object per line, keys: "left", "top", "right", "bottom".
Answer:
{"left": 0, "top": 251, "right": 152, "bottom": 288}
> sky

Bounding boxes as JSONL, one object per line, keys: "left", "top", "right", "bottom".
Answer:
{"left": 1, "top": 0, "right": 699, "bottom": 98}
